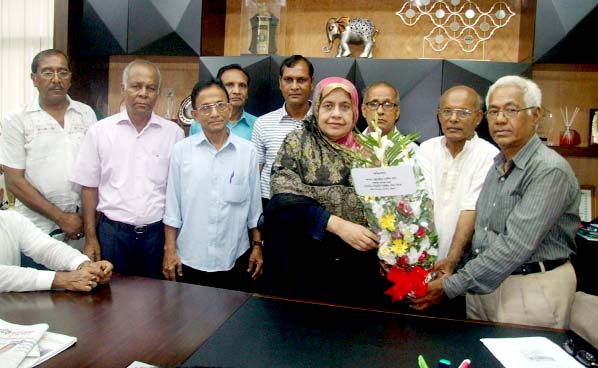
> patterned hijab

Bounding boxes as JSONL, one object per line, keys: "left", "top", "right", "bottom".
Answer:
{"left": 312, "top": 77, "right": 359, "bottom": 150}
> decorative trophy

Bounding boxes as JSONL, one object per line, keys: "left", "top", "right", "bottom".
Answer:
{"left": 591, "top": 111, "right": 598, "bottom": 146}
{"left": 248, "top": 2, "right": 279, "bottom": 55}
{"left": 165, "top": 88, "right": 177, "bottom": 124}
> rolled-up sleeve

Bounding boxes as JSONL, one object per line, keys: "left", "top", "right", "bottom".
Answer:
{"left": 163, "top": 142, "right": 183, "bottom": 228}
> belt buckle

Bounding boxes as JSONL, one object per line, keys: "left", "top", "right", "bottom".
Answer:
{"left": 134, "top": 225, "right": 147, "bottom": 234}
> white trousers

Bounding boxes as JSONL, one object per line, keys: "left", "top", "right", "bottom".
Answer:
{"left": 466, "top": 261, "right": 576, "bottom": 329}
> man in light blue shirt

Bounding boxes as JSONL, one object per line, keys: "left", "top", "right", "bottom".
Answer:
{"left": 189, "top": 64, "right": 257, "bottom": 140}
{"left": 162, "top": 79, "right": 263, "bottom": 291}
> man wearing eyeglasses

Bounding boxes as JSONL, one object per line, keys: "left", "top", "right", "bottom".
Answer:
{"left": 1, "top": 49, "right": 96, "bottom": 248}
{"left": 189, "top": 64, "right": 257, "bottom": 141}
{"left": 416, "top": 86, "right": 498, "bottom": 282}
{"left": 162, "top": 79, "right": 263, "bottom": 290}
{"left": 69, "top": 60, "right": 184, "bottom": 279}
{"left": 412, "top": 76, "right": 580, "bottom": 329}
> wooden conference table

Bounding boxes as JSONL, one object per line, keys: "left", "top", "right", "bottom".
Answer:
{"left": 0, "top": 275, "right": 570, "bottom": 367}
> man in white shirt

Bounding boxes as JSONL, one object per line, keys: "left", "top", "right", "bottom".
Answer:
{"left": 417, "top": 86, "right": 498, "bottom": 275}
{"left": 251, "top": 55, "right": 313, "bottom": 208}
{"left": 0, "top": 188, "right": 113, "bottom": 293}
{"left": 0, "top": 49, "right": 97, "bottom": 243}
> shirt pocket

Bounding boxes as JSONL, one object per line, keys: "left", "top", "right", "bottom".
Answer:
{"left": 224, "top": 183, "right": 249, "bottom": 204}
{"left": 145, "top": 151, "right": 170, "bottom": 186}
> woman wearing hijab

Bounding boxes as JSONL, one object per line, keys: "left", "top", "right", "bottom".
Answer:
{"left": 262, "top": 77, "right": 385, "bottom": 306}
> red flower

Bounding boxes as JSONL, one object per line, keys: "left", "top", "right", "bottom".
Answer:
{"left": 415, "top": 226, "right": 426, "bottom": 238}
{"left": 418, "top": 251, "right": 428, "bottom": 263}
{"left": 399, "top": 255, "right": 409, "bottom": 267}
{"left": 397, "top": 201, "right": 413, "bottom": 216}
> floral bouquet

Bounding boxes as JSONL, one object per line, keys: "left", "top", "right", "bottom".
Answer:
{"left": 349, "top": 116, "right": 438, "bottom": 302}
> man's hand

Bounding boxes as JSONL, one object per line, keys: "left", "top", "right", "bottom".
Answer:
{"left": 327, "top": 215, "right": 379, "bottom": 251}
{"left": 247, "top": 246, "right": 264, "bottom": 280}
{"left": 56, "top": 212, "right": 84, "bottom": 240}
{"left": 80, "top": 260, "right": 113, "bottom": 284}
{"left": 52, "top": 268, "right": 102, "bottom": 292}
{"left": 83, "top": 237, "right": 102, "bottom": 262}
{"left": 409, "top": 277, "right": 446, "bottom": 311}
{"left": 434, "top": 257, "right": 458, "bottom": 276}
{"left": 162, "top": 249, "right": 182, "bottom": 281}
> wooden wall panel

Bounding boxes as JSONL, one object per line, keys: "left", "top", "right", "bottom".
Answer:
{"left": 107, "top": 55, "right": 199, "bottom": 117}
{"left": 225, "top": 0, "right": 530, "bottom": 62}
{"left": 533, "top": 64, "right": 598, "bottom": 189}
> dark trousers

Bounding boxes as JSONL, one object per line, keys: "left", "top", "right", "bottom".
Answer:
{"left": 176, "top": 248, "right": 256, "bottom": 292}
{"left": 97, "top": 215, "right": 164, "bottom": 279}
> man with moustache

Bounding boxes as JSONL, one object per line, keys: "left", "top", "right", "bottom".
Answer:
{"left": 252, "top": 55, "right": 313, "bottom": 207}
{"left": 189, "top": 64, "right": 257, "bottom": 140}
{"left": 417, "top": 86, "right": 498, "bottom": 276}
{"left": 1, "top": 49, "right": 96, "bottom": 245}
{"left": 162, "top": 79, "right": 263, "bottom": 290}
{"left": 70, "top": 60, "right": 184, "bottom": 279}
{"left": 411, "top": 76, "right": 579, "bottom": 329}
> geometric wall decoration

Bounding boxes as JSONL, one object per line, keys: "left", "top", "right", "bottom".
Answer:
{"left": 395, "top": 0, "right": 515, "bottom": 60}
{"left": 78, "top": 0, "right": 128, "bottom": 56}
{"left": 128, "top": 0, "right": 203, "bottom": 55}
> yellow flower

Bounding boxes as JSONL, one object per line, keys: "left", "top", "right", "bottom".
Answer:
{"left": 379, "top": 245, "right": 392, "bottom": 257}
{"left": 379, "top": 213, "right": 396, "bottom": 232}
{"left": 364, "top": 195, "right": 375, "bottom": 202}
{"left": 392, "top": 239, "right": 409, "bottom": 255}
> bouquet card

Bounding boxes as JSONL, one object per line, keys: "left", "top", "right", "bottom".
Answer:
{"left": 351, "top": 165, "right": 417, "bottom": 196}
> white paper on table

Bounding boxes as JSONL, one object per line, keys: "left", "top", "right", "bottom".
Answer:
{"left": 481, "top": 336, "right": 584, "bottom": 368}
{"left": 351, "top": 165, "right": 417, "bottom": 196}
{"left": 127, "top": 361, "right": 158, "bottom": 368}
{"left": 17, "top": 331, "right": 77, "bottom": 368}
{"left": 0, "top": 319, "right": 48, "bottom": 368}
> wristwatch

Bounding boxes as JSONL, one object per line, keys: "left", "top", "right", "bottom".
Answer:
{"left": 252, "top": 240, "right": 264, "bottom": 247}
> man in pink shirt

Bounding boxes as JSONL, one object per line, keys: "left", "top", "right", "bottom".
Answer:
{"left": 69, "top": 60, "right": 184, "bottom": 278}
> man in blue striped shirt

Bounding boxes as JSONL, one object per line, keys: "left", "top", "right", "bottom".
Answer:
{"left": 411, "top": 76, "right": 580, "bottom": 329}
{"left": 251, "top": 55, "right": 314, "bottom": 208}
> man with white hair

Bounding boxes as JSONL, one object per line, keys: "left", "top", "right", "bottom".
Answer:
{"left": 411, "top": 76, "right": 580, "bottom": 329}
{"left": 70, "top": 59, "right": 184, "bottom": 279}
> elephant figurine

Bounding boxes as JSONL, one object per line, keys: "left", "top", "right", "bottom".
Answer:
{"left": 322, "top": 17, "right": 378, "bottom": 58}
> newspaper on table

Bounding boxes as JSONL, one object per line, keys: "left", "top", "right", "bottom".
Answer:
{"left": 0, "top": 318, "right": 76, "bottom": 368}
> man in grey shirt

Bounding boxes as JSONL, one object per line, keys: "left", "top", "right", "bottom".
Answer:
{"left": 411, "top": 76, "right": 579, "bottom": 329}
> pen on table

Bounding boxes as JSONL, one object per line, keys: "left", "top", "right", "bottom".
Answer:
{"left": 457, "top": 359, "right": 471, "bottom": 368}
{"left": 418, "top": 355, "right": 429, "bottom": 368}
{"left": 438, "top": 358, "right": 451, "bottom": 368}
{"left": 229, "top": 171, "right": 235, "bottom": 183}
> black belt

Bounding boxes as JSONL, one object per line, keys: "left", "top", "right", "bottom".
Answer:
{"left": 101, "top": 215, "right": 162, "bottom": 234}
{"left": 511, "top": 259, "right": 568, "bottom": 276}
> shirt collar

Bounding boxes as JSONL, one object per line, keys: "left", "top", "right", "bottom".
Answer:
{"left": 193, "top": 128, "right": 237, "bottom": 151}
{"left": 493, "top": 134, "right": 542, "bottom": 170}
{"left": 26, "top": 95, "right": 80, "bottom": 114}
{"left": 440, "top": 132, "right": 479, "bottom": 154}
{"left": 231, "top": 111, "right": 251, "bottom": 127}
{"left": 281, "top": 101, "right": 313, "bottom": 121}
{"left": 116, "top": 111, "right": 162, "bottom": 129}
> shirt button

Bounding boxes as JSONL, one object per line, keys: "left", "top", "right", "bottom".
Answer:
{"left": 500, "top": 177, "right": 505, "bottom": 182}
{"left": 484, "top": 226, "right": 488, "bottom": 231}
{"left": 475, "top": 249, "right": 480, "bottom": 254}
{"left": 493, "top": 202, "right": 496, "bottom": 207}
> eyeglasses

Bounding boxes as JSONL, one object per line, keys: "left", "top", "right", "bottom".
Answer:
{"left": 486, "top": 106, "right": 535, "bottom": 120}
{"left": 563, "top": 338, "right": 597, "bottom": 367}
{"left": 38, "top": 70, "right": 71, "bottom": 80}
{"left": 438, "top": 108, "right": 476, "bottom": 119}
{"left": 364, "top": 101, "right": 398, "bottom": 111}
{"left": 196, "top": 102, "right": 230, "bottom": 116}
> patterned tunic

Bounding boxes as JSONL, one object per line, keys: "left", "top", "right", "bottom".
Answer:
{"left": 270, "top": 115, "right": 366, "bottom": 226}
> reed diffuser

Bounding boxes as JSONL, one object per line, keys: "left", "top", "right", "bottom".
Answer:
{"left": 559, "top": 107, "right": 581, "bottom": 146}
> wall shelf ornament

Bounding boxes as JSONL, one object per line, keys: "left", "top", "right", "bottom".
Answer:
{"left": 395, "top": 0, "right": 515, "bottom": 59}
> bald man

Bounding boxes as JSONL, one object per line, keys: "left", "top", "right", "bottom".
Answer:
{"left": 417, "top": 86, "right": 498, "bottom": 276}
